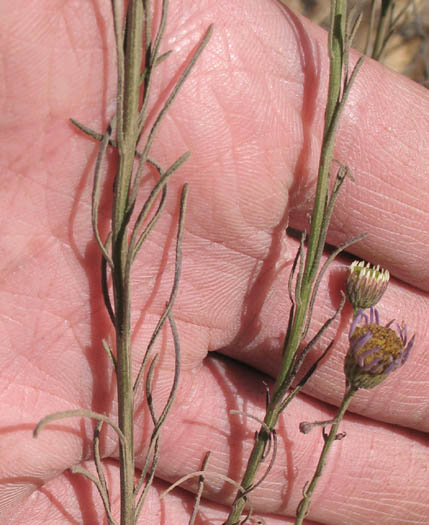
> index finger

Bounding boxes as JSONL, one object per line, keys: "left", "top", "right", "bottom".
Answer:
{"left": 286, "top": 9, "right": 429, "bottom": 291}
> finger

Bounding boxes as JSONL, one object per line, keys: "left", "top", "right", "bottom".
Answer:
{"left": 142, "top": 356, "right": 429, "bottom": 524}
{"left": 3, "top": 274, "right": 425, "bottom": 522}
{"left": 4, "top": 356, "right": 427, "bottom": 524}
{"left": 4, "top": 459, "right": 317, "bottom": 525}
{"left": 285, "top": 12, "right": 429, "bottom": 291}
{"left": 138, "top": 356, "right": 429, "bottom": 524}
{"left": 216, "top": 235, "right": 429, "bottom": 433}
{"left": 145, "top": 1, "right": 429, "bottom": 291}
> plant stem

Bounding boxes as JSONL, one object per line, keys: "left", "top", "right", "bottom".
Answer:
{"left": 112, "top": 1, "right": 144, "bottom": 522}
{"left": 301, "top": 0, "right": 344, "bottom": 289}
{"left": 225, "top": 2, "right": 356, "bottom": 522}
{"left": 113, "top": 280, "right": 135, "bottom": 525}
{"left": 35, "top": 1, "right": 212, "bottom": 522}
{"left": 295, "top": 386, "right": 357, "bottom": 524}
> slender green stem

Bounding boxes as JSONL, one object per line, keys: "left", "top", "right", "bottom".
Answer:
{"left": 35, "top": 2, "right": 211, "bottom": 523}
{"left": 274, "top": 0, "right": 349, "bottom": 392}
{"left": 302, "top": 0, "right": 345, "bottom": 287}
{"left": 225, "top": 2, "right": 358, "bottom": 522}
{"left": 326, "top": 0, "right": 346, "bottom": 133}
{"left": 111, "top": 2, "right": 144, "bottom": 522}
{"left": 295, "top": 386, "right": 357, "bottom": 524}
{"left": 113, "top": 281, "right": 135, "bottom": 525}
{"left": 113, "top": 0, "right": 143, "bottom": 238}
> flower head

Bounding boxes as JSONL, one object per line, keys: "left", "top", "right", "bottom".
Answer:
{"left": 346, "top": 260, "right": 389, "bottom": 311}
{"left": 344, "top": 308, "right": 415, "bottom": 390}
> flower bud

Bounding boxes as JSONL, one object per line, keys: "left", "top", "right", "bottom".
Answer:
{"left": 346, "top": 260, "right": 389, "bottom": 311}
{"left": 345, "top": 308, "right": 414, "bottom": 390}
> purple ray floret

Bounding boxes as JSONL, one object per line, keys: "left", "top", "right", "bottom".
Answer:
{"left": 345, "top": 307, "right": 415, "bottom": 390}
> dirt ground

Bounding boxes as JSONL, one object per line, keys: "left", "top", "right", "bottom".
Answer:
{"left": 284, "top": 0, "right": 429, "bottom": 85}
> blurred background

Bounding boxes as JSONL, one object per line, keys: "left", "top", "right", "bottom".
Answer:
{"left": 283, "top": 0, "right": 429, "bottom": 86}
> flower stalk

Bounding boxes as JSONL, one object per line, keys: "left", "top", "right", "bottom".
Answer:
{"left": 295, "top": 384, "right": 357, "bottom": 525}
{"left": 296, "top": 307, "right": 415, "bottom": 522}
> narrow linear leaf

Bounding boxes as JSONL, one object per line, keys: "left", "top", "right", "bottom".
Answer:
{"left": 34, "top": 409, "right": 126, "bottom": 447}
{"left": 129, "top": 24, "right": 213, "bottom": 206}
{"left": 133, "top": 184, "right": 188, "bottom": 393}
{"left": 189, "top": 452, "right": 211, "bottom": 525}
{"left": 71, "top": 464, "right": 117, "bottom": 525}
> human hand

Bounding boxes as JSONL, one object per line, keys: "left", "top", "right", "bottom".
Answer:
{"left": 1, "top": 1, "right": 428, "bottom": 523}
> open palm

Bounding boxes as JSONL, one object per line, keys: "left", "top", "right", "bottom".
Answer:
{"left": 1, "top": 1, "right": 428, "bottom": 523}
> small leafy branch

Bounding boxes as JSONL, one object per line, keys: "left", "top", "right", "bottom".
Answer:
{"left": 34, "top": 1, "right": 212, "bottom": 524}
{"left": 226, "top": 2, "right": 418, "bottom": 523}
{"left": 295, "top": 270, "right": 414, "bottom": 523}
{"left": 365, "top": 0, "right": 412, "bottom": 60}
{"left": 225, "top": 1, "right": 365, "bottom": 523}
